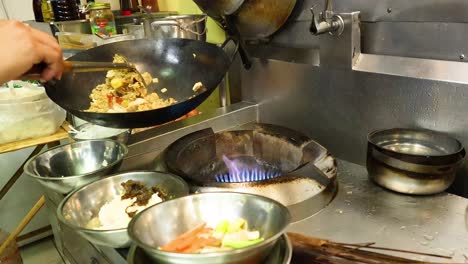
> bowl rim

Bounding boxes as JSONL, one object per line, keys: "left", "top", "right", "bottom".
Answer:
{"left": 367, "top": 128, "right": 465, "bottom": 157}
{"left": 24, "top": 139, "right": 128, "bottom": 180}
{"left": 127, "top": 191, "right": 291, "bottom": 258}
{"left": 56, "top": 170, "right": 190, "bottom": 233}
{"left": 68, "top": 123, "right": 131, "bottom": 140}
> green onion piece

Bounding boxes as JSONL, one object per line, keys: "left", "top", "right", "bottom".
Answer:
{"left": 215, "top": 220, "right": 230, "bottom": 233}
{"left": 223, "top": 238, "right": 264, "bottom": 249}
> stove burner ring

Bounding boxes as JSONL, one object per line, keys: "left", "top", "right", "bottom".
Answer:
{"left": 214, "top": 168, "right": 283, "bottom": 183}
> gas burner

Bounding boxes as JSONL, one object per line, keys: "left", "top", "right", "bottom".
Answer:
{"left": 155, "top": 123, "right": 338, "bottom": 222}
{"left": 214, "top": 155, "right": 283, "bottom": 183}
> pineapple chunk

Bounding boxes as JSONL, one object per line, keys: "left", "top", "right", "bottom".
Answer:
{"left": 110, "top": 78, "right": 124, "bottom": 89}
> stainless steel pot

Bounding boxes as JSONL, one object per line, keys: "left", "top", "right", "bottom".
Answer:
{"left": 191, "top": 0, "right": 245, "bottom": 17}
{"left": 122, "top": 23, "right": 145, "bottom": 39}
{"left": 366, "top": 128, "right": 466, "bottom": 195}
{"left": 143, "top": 14, "right": 207, "bottom": 41}
{"left": 235, "top": 0, "right": 297, "bottom": 39}
{"left": 50, "top": 20, "right": 92, "bottom": 34}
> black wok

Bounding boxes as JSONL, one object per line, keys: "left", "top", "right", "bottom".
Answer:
{"left": 44, "top": 39, "right": 231, "bottom": 128}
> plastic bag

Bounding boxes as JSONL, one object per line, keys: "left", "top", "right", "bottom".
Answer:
{"left": 0, "top": 84, "right": 66, "bottom": 145}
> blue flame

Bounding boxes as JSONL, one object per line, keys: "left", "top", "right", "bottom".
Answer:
{"left": 214, "top": 156, "right": 282, "bottom": 183}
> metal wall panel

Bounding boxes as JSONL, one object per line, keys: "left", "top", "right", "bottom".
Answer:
{"left": 260, "top": 0, "right": 468, "bottom": 61}
{"left": 361, "top": 22, "right": 468, "bottom": 62}
{"left": 268, "top": 20, "right": 468, "bottom": 62}
{"left": 240, "top": 59, "right": 468, "bottom": 196}
{"left": 292, "top": 0, "right": 468, "bottom": 23}
{"left": 334, "top": 0, "right": 468, "bottom": 22}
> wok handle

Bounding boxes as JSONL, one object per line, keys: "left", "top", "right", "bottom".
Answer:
{"left": 64, "top": 61, "right": 135, "bottom": 72}
{"left": 22, "top": 61, "right": 134, "bottom": 79}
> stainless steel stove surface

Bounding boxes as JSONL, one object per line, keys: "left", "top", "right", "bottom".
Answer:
{"left": 79, "top": 159, "right": 468, "bottom": 264}
{"left": 43, "top": 104, "right": 468, "bottom": 264}
{"left": 153, "top": 123, "right": 337, "bottom": 222}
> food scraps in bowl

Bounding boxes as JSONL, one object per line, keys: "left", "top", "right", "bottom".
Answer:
{"left": 160, "top": 218, "right": 264, "bottom": 254}
{"left": 86, "top": 180, "right": 167, "bottom": 230}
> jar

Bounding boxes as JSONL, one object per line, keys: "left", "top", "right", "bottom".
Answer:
{"left": 89, "top": 3, "right": 117, "bottom": 36}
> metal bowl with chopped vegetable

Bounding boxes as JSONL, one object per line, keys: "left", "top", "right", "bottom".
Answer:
{"left": 128, "top": 192, "right": 291, "bottom": 264}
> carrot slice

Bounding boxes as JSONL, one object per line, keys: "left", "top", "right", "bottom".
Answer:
{"left": 160, "top": 223, "right": 208, "bottom": 252}
{"left": 182, "top": 237, "right": 221, "bottom": 254}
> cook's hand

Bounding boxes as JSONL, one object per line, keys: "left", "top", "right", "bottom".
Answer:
{"left": 0, "top": 20, "right": 63, "bottom": 84}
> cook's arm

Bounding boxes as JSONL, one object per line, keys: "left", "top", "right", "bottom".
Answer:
{"left": 0, "top": 20, "right": 64, "bottom": 84}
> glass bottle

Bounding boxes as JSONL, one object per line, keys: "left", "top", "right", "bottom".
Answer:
{"left": 33, "top": 0, "right": 44, "bottom": 22}
{"left": 141, "top": 0, "right": 158, "bottom": 12}
{"left": 51, "top": 0, "right": 79, "bottom": 21}
{"left": 41, "top": 0, "right": 55, "bottom": 22}
{"left": 120, "top": 0, "right": 132, "bottom": 16}
{"left": 89, "top": 3, "right": 117, "bottom": 36}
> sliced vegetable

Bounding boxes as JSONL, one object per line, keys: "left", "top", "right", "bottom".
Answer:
{"left": 110, "top": 78, "right": 124, "bottom": 89}
{"left": 227, "top": 218, "right": 247, "bottom": 233}
{"left": 215, "top": 220, "right": 230, "bottom": 233}
{"left": 160, "top": 223, "right": 209, "bottom": 252}
{"left": 159, "top": 219, "right": 263, "bottom": 254}
{"left": 223, "top": 238, "right": 264, "bottom": 249}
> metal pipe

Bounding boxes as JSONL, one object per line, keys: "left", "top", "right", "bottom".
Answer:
{"left": 324, "top": 0, "right": 332, "bottom": 12}
{"left": 219, "top": 76, "right": 228, "bottom": 107}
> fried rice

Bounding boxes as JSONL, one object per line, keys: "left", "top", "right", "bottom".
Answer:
{"left": 87, "top": 54, "right": 177, "bottom": 113}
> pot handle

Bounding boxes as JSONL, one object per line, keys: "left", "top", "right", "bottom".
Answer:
{"left": 221, "top": 15, "right": 252, "bottom": 69}
{"left": 151, "top": 18, "right": 208, "bottom": 36}
{"left": 236, "top": 37, "right": 252, "bottom": 69}
{"left": 220, "top": 36, "right": 252, "bottom": 69}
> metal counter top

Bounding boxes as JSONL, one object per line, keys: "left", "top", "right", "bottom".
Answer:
{"left": 97, "top": 159, "right": 468, "bottom": 263}
{"left": 289, "top": 160, "right": 468, "bottom": 262}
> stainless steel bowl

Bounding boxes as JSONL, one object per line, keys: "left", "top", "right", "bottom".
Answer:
{"left": 50, "top": 19, "right": 92, "bottom": 34}
{"left": 128, "top": 192, "right": 291, "bottom": 264}
{"left": 57, "top": 171, "right": 190, "bottom": 248}
{"left": 24, "top": 140, "right": 128, "bottom": 194}
{"left": 69, "top": 123, "right": 131, "bottom": 144}
{"left": 367, "top": 128, "right": 465, "bottom": 195}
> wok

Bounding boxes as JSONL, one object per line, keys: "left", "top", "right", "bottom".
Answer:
{"left": 44, "top": 39, "right": 231, "bottom": 128}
